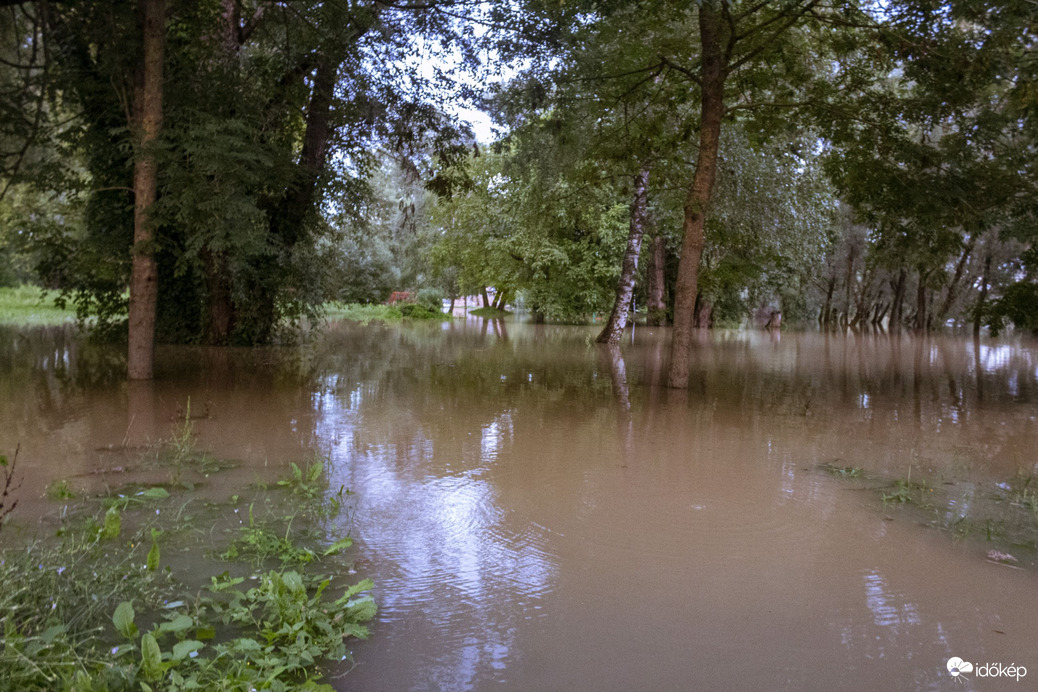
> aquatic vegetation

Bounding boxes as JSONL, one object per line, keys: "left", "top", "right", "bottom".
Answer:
{"left": 819, "top": 462, "right": 864, "bottom": 478}
{"left": 161, "top": 399, "right": 235, "bottom": 487}
{"left": 0, "top": 446, "right": 20, "bottom": 533}
{"left": 0, "top": 452, "right": 374, "bottom": 690}
{"left": 46, "top": 479, "right": 75, "bottom": 500}
{"left": 821, "top": 463, "right": 1038, "bottom": 568}
{"left": 277, "top": 458, "right": 327, "bottom": 499}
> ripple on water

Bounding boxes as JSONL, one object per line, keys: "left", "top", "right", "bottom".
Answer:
{"left": 352, "top": 471, "right": 556, "bottom": 627}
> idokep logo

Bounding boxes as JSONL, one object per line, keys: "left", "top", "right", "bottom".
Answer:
{"left": 947, "top": 656, "right": 1028, "bottom": 682}
{"left": 947, "top": 657, "right": 973, "bottom": 678}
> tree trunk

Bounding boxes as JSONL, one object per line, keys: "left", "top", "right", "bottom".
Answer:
{"left": 914, "top": 269, "right": 929, "bottom": 331}
{"left": 937, "top": 233, "right": 976, "bottom": 323}
{"left": 974, "top": 252, "right": 992, "bottom": 337}
{"left": 842, "top": 243, "right": 857, "bottom": 323}
{"left": 598, "top": 167, "right": 651, "bottom": 343}
{"left": 645, "top": 231, "right": 666, "bottom": 326}
{"left": 821, "top": 274, "right": 836, "bottom": 325}
{"left": 667, "top": 4, "right": 724, "bottom": 389}
{"left": 203, "top": 249, "right": 234, "bottom": 344}
{"left": 889, "top": 268, "right": 907, "bottom": 329}
{"left": 448, "top": 296, "right": 455, "bottom": 315}
{"left": 481, "top": 287, "right": 491, "bottom": 308}
{"left": 127, "top": 0, "right": 165, "bottom": 380}
{"left": 250, "top": 55, "right": 340, "bottom": 342}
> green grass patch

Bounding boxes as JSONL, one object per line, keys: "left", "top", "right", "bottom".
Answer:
{"left": 821, "top": 462, "right": 1038, "bottom": 567}
{"left": 0, "top": 285, "right": 76, "bottom": 325}
{"left": 468, "top": 307, "right": 510, "bottom": 318}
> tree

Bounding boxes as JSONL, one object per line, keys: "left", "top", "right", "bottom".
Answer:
{"left": 4, "top": 0, "right": 484, "bottom": 370}
{"left": 823, "top": 0, "right": 1038, "bottom": 333}
{"left": 127, "top": 0, "right": 165, "bottom": 380}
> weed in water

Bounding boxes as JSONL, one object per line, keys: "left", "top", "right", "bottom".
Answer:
{"left": 0, "top": 445, "right": 21, "bottom": 532}
{"left": 277, "top": 457, "right": 328, "bottom": 499}
{"left": 0, "top": 468, "right": 374, "bottom": 689}
{"left": 46, "top": 479, "right": 76, "bottom": 501}
{"left": 819, "top": 462, "right": 865, "bottom": 479}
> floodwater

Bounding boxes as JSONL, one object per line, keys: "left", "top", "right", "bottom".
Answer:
{"left": 2, "top": 320, "right": 1037, "bottom": 691}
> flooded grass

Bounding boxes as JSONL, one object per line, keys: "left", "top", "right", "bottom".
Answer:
{"left": 0, "top": 285, "right": 76, "bottom": 325}
{"left": 820, "top": 462, "right": 1038, "bottom": 568}
{"left": 0, "top": 443, "right": 374, "bottom": 691}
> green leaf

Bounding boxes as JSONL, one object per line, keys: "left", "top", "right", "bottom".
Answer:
{"left": 140, "top": 487, "right": 169, "bottom": 499}
{"left": 171, "top": 639, "right": 204, "bottom": 660}
{"left": 321, "top": 537, "right": 352, "bottom": 556}
{"left": 146, "top": 541, "right": 160, "bottom": 571}
{"left": 40, "top": 624, "right": 67, "bottom": 644}
{"left": 140, "top": 633, "right": 162, "bottom": 681}
{"left": 282, "top": 570, "right": 304, "bottom": 594}
{"left": 157, "top": 614, "right": 193, "bottom": 634}
{"left": 344, "top": 597, "right": 377, "bottom": 623}
{"left": 339, "top": 578, "right": 374, "bottom": 602}
{"left": 113, "top": 601, "right": 138, "bottom": 639}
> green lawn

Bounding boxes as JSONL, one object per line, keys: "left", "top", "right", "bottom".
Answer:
{"left": 0, "top": 285, "right": 77, "bottom": 325}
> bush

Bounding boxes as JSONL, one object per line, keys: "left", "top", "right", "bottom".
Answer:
{"left": 415, "top": 287, "right": 445, "bottom": 313}
{"left": 398, "top": 303, "right": 442, "bottom": 319}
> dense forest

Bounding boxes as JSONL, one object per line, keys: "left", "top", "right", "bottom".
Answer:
{"left": 1, "top": 0, "right": 1036, "bottom": 385}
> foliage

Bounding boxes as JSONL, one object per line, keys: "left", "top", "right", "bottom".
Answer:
{"left": 415, "top": 288, "right": 446, "bottom": 314}
{"left": 429, "top": 143, "right": 630, "bottom": 322}
{"left": 2, "top": 0, "right": 484, "bottom": 348}
{"left": 324, "top": 302, "right": 404, "bottom": 324}
{"left": 987, "top": 282, "right": 1038, "bottom": 336}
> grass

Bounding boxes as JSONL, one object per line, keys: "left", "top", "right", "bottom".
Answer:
{"left": 0, "top": 284, "right": 77, "bottom": 325}
{"left": 469, "top": 307, "right": 510, "bottom": 318}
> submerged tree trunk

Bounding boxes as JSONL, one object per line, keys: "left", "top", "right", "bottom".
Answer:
{"left": 821, "top": 273, "right": 836, "bottom": 325}
{"left": 974, "top": 252, "right": 992, "bottom": 337}
{"left": 127, "top": 0, "right": 165, "bottom": 380}
{"left": 645, "top": 231, "right": 666, "bottom": 326}
{"left": 889, "top": 267, "right": 907, "bottom": 329}
{"left": 915, "top": 268, "right": 930, "bottom": 331}
{"left": 598, "top": 167, "right": 651, "bottom": 344}
{"left": 667, "top": 4, "right": 725, "bottom": 388}
{"left": 937, "top": 233, "right": 976, "bottom": 323}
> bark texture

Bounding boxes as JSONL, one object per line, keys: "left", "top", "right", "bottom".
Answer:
{"left": 667, "top": 4, "right": 725, "bottom": 388}
{"left": 597, "top": 167, "right": 651, "bottom": 344}
{"left": 127, "top": 0, "right": 165, "bottom": 380}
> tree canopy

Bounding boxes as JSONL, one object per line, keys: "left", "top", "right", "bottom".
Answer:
{"left": 1, "top": 0, "right": 1036, "bottom": 380}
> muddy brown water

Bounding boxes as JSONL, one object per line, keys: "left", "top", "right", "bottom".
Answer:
{"left": 1, "top": 320, "right": 1037, "bottom": 691}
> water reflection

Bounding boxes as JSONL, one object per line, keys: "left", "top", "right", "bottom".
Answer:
{"left": 3, "top": 322, "right": 1038, "bottom": 690}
